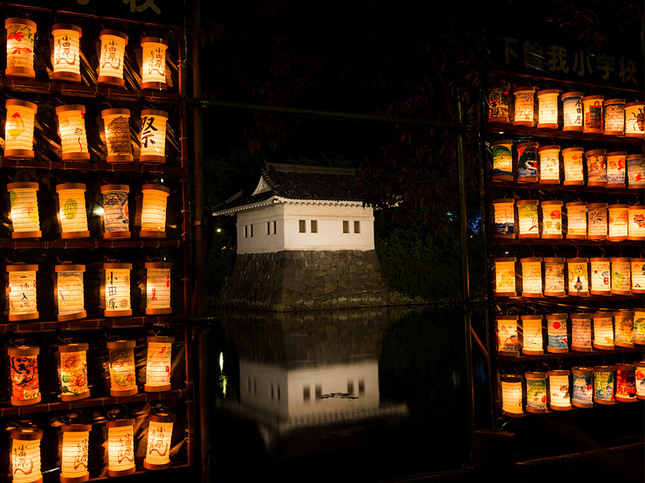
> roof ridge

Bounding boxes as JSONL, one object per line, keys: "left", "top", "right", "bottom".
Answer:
{"left": 265, "top": 162, "right": 359, "bottom": 176}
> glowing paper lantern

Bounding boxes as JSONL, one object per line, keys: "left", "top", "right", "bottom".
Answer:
{"left": 516, "top": 200, "right": 539, "bottom": 238}
{"left": 487, "top": 85, "right": 510, "bottom": 124}
{"left": 98, "top": 30, "right": 128, "bottom": 87}
{"left": 547, "top": 313, "right": 568, "bottom": 353}
{"left": 571, "top": 313, "right": 592, "bottom": 352}
{"left": 145, "top": 336, "right": 174, "bottom": 392}
{"left": 610, "top": 257, "right": 631, "bottom": 295}
{"left": 520, "top": 257, "right": 542, "bottom": 297}
{"left": 101, "top": 184, "right": 130, "bottom": 239}
{"left": 538, "top": 145, "right": 560, "bottom": 183}
{"left": 608, "top": 204, "right": 629, "bottom": 241}
{"left": 60, "top": 424, "right": 90, "bottom": 483}
{"left": 144, "top": 413, "right": 175, "bottom": 470}
{"left": 565, "top": 202, "right": 587, "bottom": 239}
{"left": 8, "top": 345, "right": 40, "bottom": 406}
{"left": 7, "top": 182, "right": 41, "bottom": 239}
{"left": 55, "top": 104, "right": 90, "bottom": 161}
{"left": 524, "top": 372, "right": 547, "bottom": 414}
{"left": 145, "top": 263, "right": 172, "bottom": 315}
{"left": 593, "top": 312, "right": 614, "bottom": 350}
{"left": 496, "top": 315, "right": 519, "bottom": 356}
{"left": 631, "top": 258, "right": 645, "bottom": 294}
{"left": 561, "top": 91, "right": 583, "bottom": 131}
{"left": 571, "top": 367, "right": 594, "bottom": 408}
{"left": 593, "top": 366, "right": 615, "bottom": 404}
{"left": 500, "top": 374, "right": 523, "bottom": 417}
{"left": 139, "top": 185, "right": 170, "bottom": 238}
{"left": 516, "top": 142, "right": 538, "bottom": 183}
{"left": 543, "top": 257, "right": 566, "bottom": 297}
{"left": 10, "top": 428, "right": 42, "bottom": 482}
{"left": 614, "top": 310, "right": 634, "bottom": 348}
{"left": 107, "top": 418, "right": 136, "bottom": 476}
{"left": 103, "top": 263, "right": 132, "bottom": 317}
{"left": 606, "top": 151, "right": 627, "bottom": 188}
{"left": 491, "top": 139, "right": 513, "bottom": 181}
{"left": 139, "top": 110, "right": 168, "bottom": 164}
{"left": 628, "top": 206, "right": 645, "bottom": 240}
{"left": 585, "top": 149, "right": 607, "bottom": 186}
{"left": 562, "top": 147, "right": 585, "bottom": 185}
{"left": 603, "top": 98, "right": 625, "bottom": 135}
{"left": 494, "top": 257, "right": 516, "bottom": 296}
{"left": 587, "top": 203, "right": 608, "bottom": 240}
{"left": 56, "top": 183, "right": 90, "bottom": 239}
{"left": 583, "top": 95, "right": 604, "bottom": 133}
{"left": 492, "top": 199, "right": 515, "bottom": 238}
{"left": 55, "top": 264, "right": 86, "bottom": 321}
{"left": 636, "top": 362, "right": 645, "bottom": 400}
{"left": 548, "top": 370, "right": 571, "bottom": 410}
{"left": 5, "top": 18, "right": 36, "bottom": 79}
{"left": 541, "top": 200, "right": 562, "bottom": 238}
{"left": 626, "top": 154, "right": 645, "bottom": 188}
{"left": 521, "top": 314, "right": 543, "bottom": 355}
{"left": 635, "top": 309, "right": 645, "bottom": 345}
{"left": 101, "top": 108, "right": 133, "bottom": 163}
{"left": 512, "top": 86, "right": 535, "bottom": 126}
{"left": 589, "top": 258, "right": 611, "bottom": 295}
{"left": 141, "top": 37, "right": 168, "bottom": 90}
{"left": 537, "top": 89, "right": 559, "bottom": 129}
{"left": 51, "top": 24, "right": 82, "bottom": 83}
{"left": 7, "top": 265, "right": 39, "bottom": 321}
{"left": 107, "top": 340, "right": 137, "bottom": 397}
{"left": 624, "top": 101, "right": 645, "bottom": 138}
{"left": 615, "top": 364, "right": 637, "bottom": 402}
{"left": 567, "top": 258, "right": 588, "bottom": 296}
{"left": 5, "top": 99, "right": 37, "bottom": 159}
{"left": 58, "top": 343, "right": 89, "bottom": 401}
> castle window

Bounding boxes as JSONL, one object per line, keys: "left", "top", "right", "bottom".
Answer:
{"left": 311, "top": 220, "right": 318, "bottom": 233}
{"left": 354, "top": 221, "right": 361, "bottom": 233}
{"left": 342, "top": 220, "right": 349, "bottom": 233}
{"left": 299, "top": 220, "right": 306, "bottom": 233}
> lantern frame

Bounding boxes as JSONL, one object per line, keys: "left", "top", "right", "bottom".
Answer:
{"left": 537, "top": 145, "right": 561, "bottom": 184}
{"left": 587, "top": 202, "right": 608, "bottom": 240}
{"left": 585, "top": 148, "right": 607, "bottom": 187}
{"left": 51, "top": 24, "right": 83, "bottom": 83}
{"left": 628, "top": 206, "right": 645, "bottom": 241}
{"left": 589, "top": 257, "right": 611, "bottom": 295}
{"left": 567, "top": 257, "right": 589, "bottom": 296}
{"left": 491, "top": 139, "right": 514, "bottom": 182}
{"left": 516, "top": 199, "right": 540, "bottom": 238}
{"left": 494, "top": 257, "right": 516, "bottom": 297}
{"left": 607, "top": 204, "right": 629, "bottom": 241}
{"left": 5, "top": 99, "right": 38, "bottom": 159}
{"left": 520, "top": 257, "right": 543, "bottom": 297}
{"left": 107, "top": 339, "right": 138, "bottom": 397}
{"left": 516, "top": 141, "right": 539, "bottom": 183}
{"left": 615, "top": 364, "right": 637, "bottom": 403}
{"left": 614, "top": 310, "right": 634, "bottom": 349}
{"left": 492, "top": 199, "right": 515, "bottom": 239}
{"left": 5, "top": 18, "right": 37, "bottom": 79}
{"left": 636, "top": 361, "right": 645, "bottom": 400}
{"left": 98, "top": 29, "right": 128, "bottom": 88}
{"left": 496, "top": 315, "right": 519, "bottom": 356}
{"left": 8, "top": 345, "right": 41, "bottom": 406}
{"left": 143, "top": 413, "right": 175, "bottom": 470}
{"left": 540, "top": 200, "right": 563, "bottom": 239}
{"left": 564, "top": 201, "right": 587, "bottom": 239}
{"left": 610, "top": 257, "right": 632, "bottom": 295}
{"left": 55, "top": 264, "right": 87, "bottom": 321}
{"left": 140, "top": 37, "right": 168, "bottom": 90}
{"left": 626, "top": 154, "right": 645, "bottom": 188}
{"left": 631, "top": 258, "right": 645, "bottom": 294}
{"left": 487, "top": 85, "right": 510, "bottom": 124}
{"left": 500, "top": 373, "right": 523, "bottom": 417}
{"left": 106, "top": 418, "right": 137, "bottom": 477}
{"left": 145, "top": 262, "right": 173, "bottom": 315}
{"left": 561, "top": 146, "right": 585, "bottom": 185}
{"left": 605, "top": 151, "right": 627, "bottom": 188}
{"left": 593, "top": 312, "right": 615, "bottom": 350}
{"left": 100, "top": 184, "right": 131, "bottom": 239}
{"left": 55, "top": 104, "right": 90, "bottom": 161}
{"left": 543, "top": 257, "right": 566, "bottom": 297}
{"left": 60, "top": 423, "right": 91, "bottom": 483}
{"left": 56, "top": 183, "right": 90, "bottom": 239}
{"left": 58, "top": 343, "right": 90, "bottom": 401}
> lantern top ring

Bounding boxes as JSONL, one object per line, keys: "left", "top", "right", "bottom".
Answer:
{"left": 537, "top": 89, "right": 560, "bottom": 95}
{"left": 101, "top": 184, "right": 130, "bottom": 193}
{"left": 8, "top": 345, "right": 39, "bottom": 356}
{"left": 141, "top": 36, "right": 168, "bottom": 46}
{"left": 141, "top": 109, "right": 169, "bottom": 118}
{"left": 104, "top": 262, "right": 132, "bottom": 270}
{"left": 106, "top": 339, "right": 136, "bottom": 350}
{"left": 6, "top": 98, "right": 38, "bottom": 110}
{"left": 147, "top": 335, "right": 175, "bottom": 343}
{"left": 106, "top": 418, "right": 136, "bottom": 428}
{"left": 101, "top": 108, "right": 130, "bottom": 117}
{"left": 7, "top": 181, "right": 39, "bottom": 191}
{"left": 5, "top": 17, "right": 36, "bottom": 28}
{"left": 58, "top": 342, "right": 89, "bottom": 352}
{"left": 10, "top": 428, "right": 42, "bottom": 440}
{"left": 149, "top": 413, "right": 175, "bottom": 423}
{"left": 51, "top": 24, "right": 82, "bottom": 35}
{"left": 100, "top": 29, "right": 128, "bottom": 42}
{"left": 55, "top": 264, "right": 86, "bottom": 272}
{"left": 56, "top": 183, "right": 86, "bottom": 191}
{"left": 6, "top": 264, "right": 39, "bottom": 272}
{"left": 55, "top": 104, "right": 86, "bottom": 115}
{"left": 142, "top": 184, "right": 171, "bottom": 194}
{"left": 547, "top": 369, "right": 570, "bottom": 376}
{"left": 145, "top": 262, "right": 173, "bottom": 269}
{"left": 61, "top": 423, "right": 92, "bottom": 432}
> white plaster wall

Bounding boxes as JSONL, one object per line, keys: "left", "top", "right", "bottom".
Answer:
{"left": 236, "top": 204, "right": 286, "bottom": 254}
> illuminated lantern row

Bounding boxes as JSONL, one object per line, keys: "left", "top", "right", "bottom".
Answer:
{"left": 8, "top": 345, "right": 40, "bottom": 406}
{"left": 5, "top": 18, "right": 36, "bottom": 79}
{"left": 52, "top": 24, "right": 82, "bottom": 83}
{"left": 60, "top": 423, "right": 91, "bottom": 483}
{"left": 144, "top": 413, "right": 175, "bottom": 470}
{"left": 5, "top": 99, "right": 37, "bottom": 159}
{"left": 58, "top": 343, "right": 90, "bottom": 401}
{"left": 10, "top": 428, "right": 42, "bottom": 482}
{"left": 57, "top": 183, "right": 90, "bottom": 239}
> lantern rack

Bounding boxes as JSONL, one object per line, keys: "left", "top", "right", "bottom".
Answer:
{"left": 0, "top": 158, "right": 185, "bottom": 174}
{"left": 0, "top": 314, "right": 186, "bottom": 333}
{"left": 0, "top": 240, "right": 184, "bottom": 249}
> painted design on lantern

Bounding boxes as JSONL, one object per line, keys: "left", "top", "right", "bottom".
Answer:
{"left": 6, "top": 23, "right": 34, "bottom": 67}
{"left": 608, "top": 208, "right": 628, "bottom": 235}
{"left": 604, "top": 104, "right": 625, "bottom": 132}
{"left": 588, "top": 207, "right": 607, "bottom": 235}
{"left": 591, "top": 262, "right": 611, "bottom": 291}
{"left": 633, "top": 315, "right": 645, "bottom": 343}
{"left": 633, "top": 212, "right": 645, "bottom": 228}
{"left": 548, "top": 320, "right": 568, "bottom": 349}
{"left": 106, "top": 270, "right": 130, "bottom": 311}
{"left": 517, "top": 145, "right": 537, "bottom": 180}
{"left": 627, "top": 156, "right": 644, "bottom": 185}
{"left": 496, "top": 320, "right": 518, "bottom": 353}
{"left": 564, "top": 153, "right": 584, "bottom": 181}
{"left": 543, "top": 209, "right": 561, "bottom": 233}
{"left": 633, "top": 261, "right": 645, "bottom": 290}
{"left": 615, "top": 314, "right": 634, "bottom": 345}
{"left": 148, "top": 424, "right": 170, "bottom": 456}
{"left": 514, "top": 91, "right": 534, "bottom": 123}
{"left": 572, "top": 374, "right": 593, "bottom": 405}
{"left": 146, "top": 46, "right": 165, "bottom": 77}
{"left": 7, "top": 271, "right": 37, "bottom": 314}
{"left": 493, "top": 204, "right": 514, "bottom": 236}
{"left": 63, "top": 198, "right": 78, "bottom": 220}
{"left": 72, "top": 435, "right": 88, "bottom": 470}
{"left": 629, "top": 107, "right": 644, "bottom": 133}
{"left": 526, "top": 378, "right": 547, "bottom": 411}
{"left": 568, "top": 263, "right": 587, "bottom": 293}
{"left": 101, "top": 39, "right": 122, "bottom": 70}
{"left": 612, "top": 265, "right": 630, "bottom": 292}
{"left": 103, "top": 191, "right": 129, "bottom": 232}
{"left": 616, "top": 368, "right": 636, "bottom": 400}
{"left": 607, "top": 155, "right": 625, "bottom": 184}
{"left": 585, "top": 100, "right": 603, "bottom": 129}
{"left": 114, "top": 432, "right": 134, "bottom": 464}
{"left": 571, "top": 317, "right": 591, "bottom": 348}
{"left": 636, "top": 367, "right": 645, "bottom": 396}
{"left": 594, "top": 317, "right": 614, "bottom": 346}
{"left": 55, "top": 34, "right": 76, "bottom": 66}
{"left": 7, "top": 112, "right": 25, "bottom": 140}
{"left": 10, "top": 354, "right": 39, "bottom": 401}
{"left": 12, "top": 441, "right": 35, "bottom": 477}
{"left": 563, "top": 95, "right": 582, "bottom": 127}
{"left": 141, "top": 116, "right": 159, "bottom": 148}
{"left": 109, "top": 349, "right": 135, "bottom": 389}
{"left": 544, "top": 262, "right": 564, "bottom": 293}
{"left": 595, "top": 371, "right": 614, "bottom": 401}
{"left": 61, "top": 351, "right": 88, "bottom": 396}
{"left": 492, "top": 144, "right": 512, "bottom": 179}
{"left": 587, "top": 154, "right": 607, "bottom": 183}
{"left": 518, "top": 204, "right": 538, "bottom": 234}
{"left": 106, "top": 116, "right": 131, "bottom": 155}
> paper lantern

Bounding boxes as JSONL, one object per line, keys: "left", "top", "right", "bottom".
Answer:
{"left": 144, "top": 413, "right": 175, "bottom": 470}
{"left": 626, "top": 154, "right": 645, "bottom": 188}
{"left": 562, "top": 147, "right": 585, "bottom": 185}
{"left": 10, "top": 428, "right": 42, "bottom": 482}
{"left": 56, "top": 183, "right": 90, "bottom": 239}
{"left": 5, "top": 18, "right": 36, "bottom": 79}
{"left": 608, "top": 204, "right": 629, "bottom": 241}
{"left": 496, "top": 315, "right": 519, "bottom": 356}
{"left": 603, "top": 98, "right": 625, "bottom": 136}
{"left": 547, "top": 313, "right": 568, "bottom": 353}
{"left": 7, "top": 265, "right": 39, "bottom": 321}
{"left": 512, "top": 86, "right": 535, "bottom": 126}
{"left": 589, "top": 258, "right": 611, "bottom": 295}
{"left": 543, "top": 257, "right": 566, "bottom": 297}
{"left": 492, "top": 199, "right": 515, "bottom": 238}
{"left": 145, "top": 263, "right": 172, "bottom": 315}
{"left": 145, "top": 336, "right": 174, "bottom": 392}
{"left": 567, "top": 258, "right": 588, "bottom": 296}
{"left": 564, "top": 202, "right": 587, "bottom": 239}
{"left": 628, "top": 206, "right": 645, "bottom": 240}
{"left": 624, "top": 101, "right": 645, "bottom": 138}
{"left": 101, "top": 108, "right": 133, "bottom": 163}
{"left": 520, "top": 257, "right": 542, "bottom": 297}
{"left": 55, "top": 264, "right": 86, "bottom": 321}
{"left": 631, "top": 258, "right": 645, "bottom": 294}
{"left": 634, "top": 309, "right": 645, "bottom": 345}
{"left": 548, "top": 370, "right": 571, "bottom": 411}
{"left": 491, "top": 139, "right": 513, "bottom": 181}
{"left": 571, "top": 367, "right": 594, "bottom": 408}
{"left": 58, "top": 343, "right": 89, "bottom": 401}
{"left": 587, "top": 203, "right": 608, "bottom": 240}
{"left": 516, "top": 142, "right": 538, "bottom": 183}
{"left": 139, "top": 185, "right": 170, "bottom": 238}
{"left": 561, "top": 91, "right": 583, "bottom": 131}
{"left": 537, "top": 145, "right": 560, "bottom": 183}
{"left": 521, "top": 314, "right": 543, "bottom": 355}
{"left": 55, "top": 104, "right": 90, "bottom": 160}
{"left": 139, "top": 110, "right": 168, "bottom": 164}
{"left": 636, "top": 362, "right": 645, "bottom": 400}
{"left": 541, "top": 200, "right": 562, "bottom": 238}
{"left": 500, "top": 374, "right": 523, "bottom": 417}
{"left": 101, "top": 184, "right": 130, "bottom": 239}
{"left": 60, "top": 424, "right": 90, "bottom": 483}
{"left": 606, "top": 151, "right": 627, "bottom": 188}
{"left": 98, "top": 30, "right": 128, "bottom": 87}
{"left": 107, "top": 340, "right": 137, "bottom": 397}
{"left": 107, "top": 418, "right": 136, "bottom": 476}
{"left": 51, "top": 24, "right": 82, "bottom": 83}
{"left": 103, "top": 263, "right": 132, "bottom": 317}
{"left": 571, "top": 313, "right": 592, "bottom": 352}
{"left": 583, "top": 95, "right": 604, "bottom": 133}
{"left": 593, "top": 312, "right": 614, "bottom": 350}
{"left": 610, "top": 257, "right": 631, "bottom": 295}
{"left": 494, "top": 257, "right": 516, "bottom": 296}
{"left": 614, "top": 310, "right": 634, "bottom": 348}
{"left": 524, "top": 372, "right": 548, "bottom": 414}
{"left": 7, "top": 182, "right": 41, "bottom": 238}
{"left": 537, "top": 89, "right": 559, "bottom": 129}
{"left": 8, "top": 345, "right": 40, "bottom": 406}
{"left": 615, "top": 364, "right": 637, "bottom": 403}
{"left": 593, "top": 366, "right": 615, "bottom": 404}
{"left": 516, "top": 200, "right": 539, "bottom": 238}
{"left": 141, "top": 37, "right": 168, "bottom": 90}
{"left": 585, "top": 149, "right": 607, "bottom": 186}
{"left": 5, "top": 99, "right": 37, "bottom": 159}
{"left": 487, "top": 85, "right": 510, "bottom": 124}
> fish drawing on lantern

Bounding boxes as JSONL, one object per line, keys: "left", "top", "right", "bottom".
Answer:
{"left": 517, "top": 145, "right": 537, "bottom": 179}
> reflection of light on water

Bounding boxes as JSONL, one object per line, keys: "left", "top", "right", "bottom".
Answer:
{"left": 219, "top": 352, "right": 228, "bottom": 396}
{"left": 219, "top": 352, "right": 224, "bottom": 372}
